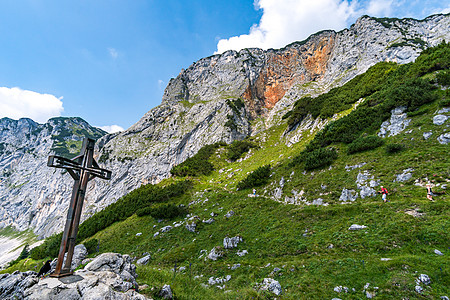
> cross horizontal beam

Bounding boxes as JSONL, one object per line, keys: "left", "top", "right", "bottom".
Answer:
{"left": 48, "top": 155, "right": 112, "bottom": 180}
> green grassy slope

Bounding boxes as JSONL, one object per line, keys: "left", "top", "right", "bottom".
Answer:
{"left": 4, "top": 44, "right": 450, "bottom": 299}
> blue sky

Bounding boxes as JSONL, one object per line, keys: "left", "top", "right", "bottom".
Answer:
{"left": 0, "top": 0, "right": 448, "bottom": 132}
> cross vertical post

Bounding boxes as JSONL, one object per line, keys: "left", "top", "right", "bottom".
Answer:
{"left": 47, "top": 137, "right": 111, "bottom": 278}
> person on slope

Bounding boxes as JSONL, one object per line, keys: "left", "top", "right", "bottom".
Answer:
{"left": 426, "top": 183, "right": 434, "bottom": 201}
{"left": 379, "top": 186, "right": 388, "bottom": 203}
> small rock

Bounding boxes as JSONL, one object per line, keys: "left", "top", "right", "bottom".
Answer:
{"left": 230, "top": 264, "right": 241, "bottom": 270}
{"left": 136, "top": 232, "right": 142, "bottom": 236}
{"left": 236, "top": 250, "right": 248, "bottom": 257}
{"left": 207, "top": 247, "right": 223, "bottom": 261}
{"left": 433, "top": 115, "right": 448, "bottom": 125}
{"left": 437, "top": 107, "right": 450, "bottom": 114}
{"left": 260, "top": 278, "right": 282, "bottom": 295}
{"left": 417, "top": 274, "right": 431, "bottom": 285}
{"left": 202, "top": 218, "right": 215, "bottom": 224}
{"left": 394, "top": 168, "right": 413, "bottom": 182}
{"left": 334, "top": 286, "right": 348, "bottom": 293}
{"left": 434, "top": 249, "right": 444, "bottom": 256}
{"left": 380, "top": 258, "right": 392, "bottom": 261}
{"left": 161, "top": 226, "right": 172, "bottom": 233}
{"left": 136, "top": 255, "right": 151, "bottom": 265}
{"left": 160, "top": 284, "right": 173, "bottom": 299}
{"left": 349, "top": 224, "right": 368, "bottom": 231}
{"left": 366, "top": 290, "right": 377, "bottom": 298}
{"left": 437, "top": 133, "right": 450, "bottom": 144}
{"left": 225, "top": 211, "right": 235, "bottom": 218}
{"left": 441, "top": 296, "right": 449, "bottom": 300}
{"left": 415, "top": 285, "right": 423, "bottom": 293}
{"left": 223, "top": 236, "right": 242, "bottom": 249}
{"left": 423, "top": 131, "right": 433, "bottom": 139}
{"left": 339, "top": 188, "right": 357, "bottom": 202}
{"left": 185, "top": 222, "right": 196, "bottom": 233}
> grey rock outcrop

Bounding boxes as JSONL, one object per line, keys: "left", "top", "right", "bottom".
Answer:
{"left": 438, "top": 133, "right": 450, "bottom": 144}
{"left": 0, "top": 271, "right": 38, "bottom": 300}
{"left": 159, "top": 284, "right": 173, "bottom": 299}
{"left": 85, "top": 252, "right": 138, "bottom": 289}
{"left": 394, "top": 168, "right": 414, "bottom": 182}
{"left": 259, "top": 278, "right": 282, "bottom": 296}
{"left": 49, "top": 244, "right": 88, "bottom": 273}
{"left": 379, "top": 107, "right": 411, "bottom": 137}
{"left": 356, "top": 171, "right": 378, "bottom": 198}
{"left": 223, "top": 236, "right": 243, "bottom": 249}
{"left": 433, "top": 115, "right": 448, "bottom": 125}
{"left": 339, "top": 188, "right": 357, "bottom": 202}
{"left": 136, "top": 255, "right": 151, "bottom": 265}
{"left": 0, "top": 253, "right": 149, "bottom": 300}
{"left": 423, "top": 131, "right": 433, "bottom": 139}
{"left": 207, "top": 247, "right": 223, "bottom": 261}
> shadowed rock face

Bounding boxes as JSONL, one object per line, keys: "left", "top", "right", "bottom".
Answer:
{"left": 1, "top": 14, "right": 449, "bottom": 239}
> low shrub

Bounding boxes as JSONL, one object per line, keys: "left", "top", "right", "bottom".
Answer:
{"left": 84, "top": 239, "right": 99, "bottom": 254}
{"left": 347, "top": 135, "right": 384, "bottom": 154}
{"left": 436, "top": 70, "right": 450, "bottom": 86}
{"left": 76, "top": 180, "right": 192, "bottom": 242}
{"left": 226, "top": 140, "right": 257, "bottom": 161}
{"left": 386, "top": 143, "right": 404, "bottom": 154}
{"left": 136, "top": 204, "right": 187, "bottom": 219}
{"left": 171, "top": 142, "right": 226, "bottom": 177}
{"left": 303, "top": 148, "right": 338, "bottom": 170}
{"left": 237, "top": 165, "right": 271, "bottom": 190}
{"left": 30, "top": 232, "right": 62, "bottom": 260}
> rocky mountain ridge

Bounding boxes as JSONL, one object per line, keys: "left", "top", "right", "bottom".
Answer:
{"left": 0, "top": 13, "right": 449, "bottom": 238}
{"left": 0, "top": 117, "right": 106, "bottom": 237}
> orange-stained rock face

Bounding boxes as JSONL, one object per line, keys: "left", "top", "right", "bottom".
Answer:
{"left": 242, "top": 33, "right": 335, "bottom": 115}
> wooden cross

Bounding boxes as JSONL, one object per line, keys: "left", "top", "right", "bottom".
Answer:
{"left": 47, "top": 137, "right": 111, "bottom": 278}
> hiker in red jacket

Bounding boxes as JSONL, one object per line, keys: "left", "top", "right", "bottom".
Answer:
{"left": 379, "top": 186, "right": 388, "bottom": 203}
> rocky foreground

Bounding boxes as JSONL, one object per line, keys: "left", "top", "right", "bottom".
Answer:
{"left": 0, "top": 252, "right": 157, "bottom": 300}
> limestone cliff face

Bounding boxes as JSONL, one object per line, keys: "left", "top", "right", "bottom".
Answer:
{"left": 0, "top": 117, "right": 106, "bottom": 238}
{"left": 1, "top": 14, "right": 449, "bottom": 238}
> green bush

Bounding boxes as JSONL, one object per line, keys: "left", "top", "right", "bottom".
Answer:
{"left": 30, "top": 244, "right": 46, "bottom": 260}
{"left": 226, "top": 140, "right": 257, "bottom": 161}
{"left": 76, "top": 180, "right": 192, "bottom": 242}
{"left": 237, "top": 165, "right": 271, "bottom": 190}
{"left": 18, "top": 244, "right": 29, "bottom": 260}
{"left": 30, "top": 232, "right": 62, "bottom": 260}
{"left": 436, "top": 70, "right": 450, "bottom": 86}
{"left": 171, "top": 142, "right": 225, "bottom": 177}
{"left": 84, "top": 239, "right": 99, "bottom": 254}
{"left": 303, "top": 148, "right": 338, "bottom": 170}
{"left": 287, "top": 62, "right": 396, "bottom": 130}
{"left": 136, "top": 203, "right": 187, "bottom": 219}
{"left": 386, "top": 143, "right": 404, "bottom": 154}
{"left": 347, "top": 135, "right": 384, "bottom": 154}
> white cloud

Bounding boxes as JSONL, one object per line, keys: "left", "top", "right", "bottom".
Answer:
{"left": 0, "top": 87, "right": 64, "bottom": 123}
{"left": 99, "top": 125, "right": 124, "bottom": 133}
{"left": 366, "top": 0, "right": 395, "bottom": 16}
{"left": 158, "top": 79, "right": 165, "bottom": 90}
{"left": 215, "top": 0, "right": 360, "bottom": 54}
{"left": 108, "top": 47, "right": 118, "bottom": 59}
{"left": 434, "top": 4, "right": 450, "bottom": 14}
{"left": 215, "top": 0, "right": 445, "bottom": 54}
